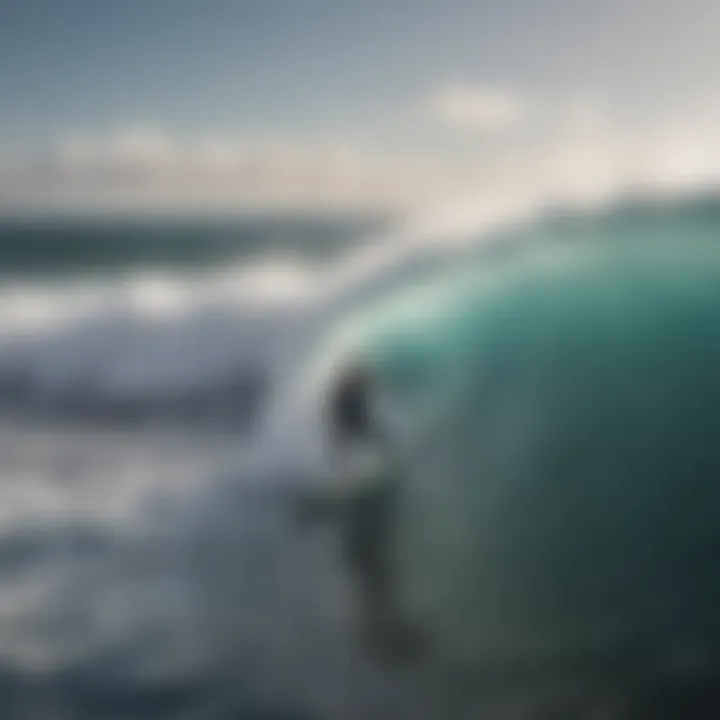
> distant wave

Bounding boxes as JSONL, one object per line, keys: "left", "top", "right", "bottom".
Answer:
{"left": 0, "top": 260, "right": 318, "bottom": 423}
{"left": 0, "top": 215, "right": 385, "bottom": 275}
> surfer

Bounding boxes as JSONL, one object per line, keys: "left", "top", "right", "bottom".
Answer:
{"left": 330, "top": 362, "right": 376, "bottom": 445}
{"left": 297, "top": 360, "right": 424, "bottom": 660}
{"left": 330, "top": 361, "right": 426, "bottom": 661}
{"left": 294, "top": 362, "right": 384, "bottom": 524}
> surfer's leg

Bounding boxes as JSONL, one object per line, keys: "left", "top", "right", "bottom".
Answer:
{"left": 341, "top": 482, "right": 426, "bottom": 662}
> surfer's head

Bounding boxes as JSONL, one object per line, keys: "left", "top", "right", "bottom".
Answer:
{"left": 327, "top": 360, "right": 375, "bottom": 441}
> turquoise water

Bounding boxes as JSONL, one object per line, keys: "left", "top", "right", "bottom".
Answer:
{"left": 326, "top": 235, "right": 720, "bottom": 667}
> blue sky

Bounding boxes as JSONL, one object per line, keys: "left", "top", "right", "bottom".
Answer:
{"left": 2, "top": 0, "right": 720, "bottom": 213}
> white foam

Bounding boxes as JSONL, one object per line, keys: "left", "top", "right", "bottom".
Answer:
{"left": 0, "top": 257, "right": 325, "bottom": 418}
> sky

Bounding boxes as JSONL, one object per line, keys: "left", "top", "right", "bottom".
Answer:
{"left": 2, "top": 0, "right": 720, "bottom": 215}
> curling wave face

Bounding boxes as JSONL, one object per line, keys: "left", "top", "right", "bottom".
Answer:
{"left": 269, "top": 206, "right": 720, "bottom": 717}
{"left": 356, "top": 240, "right": 720, "bottom": 665}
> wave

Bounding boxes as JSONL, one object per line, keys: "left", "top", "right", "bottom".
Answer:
{"left": 254, "top": 189, "right": 720, "bottom": 483}
{"left": 0, "top": 258, "right": 323, "bottom": 423}
{"left": 270, "top": 207, "right": 720, "bottom": 686}
{"left": 0, "top": 189, "right": 717, "bottom": 434}
{"left": 0, "top": 214, "right": 385, "bottom": 275}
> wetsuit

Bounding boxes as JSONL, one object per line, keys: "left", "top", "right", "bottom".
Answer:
{"left": 330, "top": 370, "right": 420, "bottom": 658}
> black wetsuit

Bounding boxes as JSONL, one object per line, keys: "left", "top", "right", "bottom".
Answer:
{"left": 330, "top": 372, "right": 392, "bottom": 567}
{"left": 330, "top": 372, "right": 409, "bottom": 655}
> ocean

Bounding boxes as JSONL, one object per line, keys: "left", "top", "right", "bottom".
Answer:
{"left": 0, "top": 194, "right": 719, "bottom": 718}
{"left": 0, "top": 212, "right": 417, "bottom": 720}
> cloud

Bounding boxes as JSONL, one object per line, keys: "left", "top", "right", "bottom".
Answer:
{"left": 429, "top": 84, "right": 527, "bottom": 132}
{"left": 0, "top": 127, "right": 453, "bottom": 215}
{"left": 3, "top": 106, "right": 720, "bottom": 217}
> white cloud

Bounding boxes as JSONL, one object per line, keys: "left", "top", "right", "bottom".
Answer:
{"left": 429, "top": 84, "right": 527, "bottom": 132}
{"left": 3, "top": 106, "right": 720, "bottom": 217}
{"left": 0, "top": 128, "right": 453, "bottom": 215}
{"left": 57, "top": 126, "right": 176, "bottom": 171}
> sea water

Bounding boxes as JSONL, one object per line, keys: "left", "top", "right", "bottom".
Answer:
{"left": 0, "top": 196, "right": 719, "bottom": 717}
